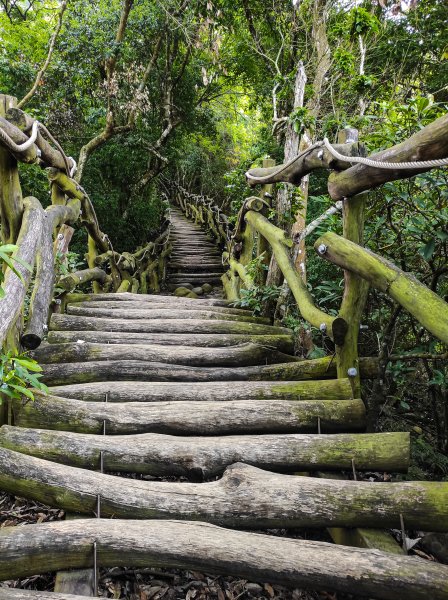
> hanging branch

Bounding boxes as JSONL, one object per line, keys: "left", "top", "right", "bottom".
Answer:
{"left": 17, "top": 1, "right": 68, "bottom": 109}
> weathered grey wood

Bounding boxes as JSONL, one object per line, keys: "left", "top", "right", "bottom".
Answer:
{"left": 46, "top": 330, "right": 294, "bottom": 352}
{"left": 49, "top": 314, "right": 290, "bottom": 336}
{"left": 65, "top": 305, "right": 269, "bottom": 324}
{"left": 0, "top": 592, "right": 91, "bottom": 600}
{"left": 328, "top": 113, "right": 448, "bottom": 199}
{"left": 0, "top": 454, "right": 443, "bottom": 530}
{"left": 0, "top": 197, "right": 44, "bottom": 346}
{"left": 0, "top": 426, "right": 409, "bottom": 474}
{"left": 13, "top": 394, "right": 365, "bottom": 435}
{"left": 69, "top": 300, "right": 252, "bottom": 316}
{"left": 48, "top": 378, "right": 352, "bottom": 402}
{"left": 38, "top": 356, "right": 377, "bottom": 385}
{"left": 245, "top": 142, "right": 365, "bottom": 186}
{"left": 0, "top": 519, "right": 446, "bottom": 599}
{"left": 65, "top": 292, "right": 232, "bottom": 306}
{"left": 58, "top": 267, "right": 108, "bottom": 291}
{"left": 32, "top": 341, "right": 296, "bottom": 368}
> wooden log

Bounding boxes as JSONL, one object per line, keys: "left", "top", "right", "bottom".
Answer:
{"left": 32, "top": 341, "right": 297, "bottom": 368}
{"left": 0, "top": 518, "right": 446, "bottom": 599}
{"left": 40, "top": 356, "right": 378, "bottom": 386}
{"left": 245, "top": 210, "right": 347, "bottom": 344}
{"left": 245, "top": 142, "right": 365, "bottom": 186}
{"left": 0, "top": 592, "right": 91, "bottom": 600}
{"left": 0, "top": 427, "right": 408, "bottom": 474}
{"left": 2, "top": 453, "right": 446, "bottom": 532}
{"left": 5, "top": 108, "right": 68, "bottom": 171}
{"left": 48, "top": 377, "right": 353, "bottom": 402}
{"left": 315, "top": 231, "right": 448, "bottom": 344}
{"left": 0, "top": 115, "right": 39, "bottom": 164}
{"left": 58, "top": 267, "right": 109, "bottom": 292}
{"left": 46, "top": 330, "right": 295, "bottom": 352}
{"left": 65, "top": 305, "right": 268, "bottom": 324}
{"left": 68, "top": 300, "right": 253, "bottom": 316}
{"left": 0, "top": 197, "right": 44, "bottom": 346}
{"left": 328, "top": 113, "right": 448, "bottom": 199}
{"left": 49, "top": 314, "right": 291, "bottom": 336}
{"left": 64, "top": 292, "right": 233, "bottom": 306}
{"left": 13, "top": 394, "right": 365, "bottom": 436}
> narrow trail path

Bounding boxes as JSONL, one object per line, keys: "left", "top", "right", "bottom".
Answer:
{"left": 167, "top": 208, "right": 224, "bottom": 289}
{"left": 0, "top": 210, "right": 447, "bottom": 600}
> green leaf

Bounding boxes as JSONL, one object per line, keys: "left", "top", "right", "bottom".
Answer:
{"left": 9, "top": 384, "right": 35, "bottom": 399}
{"left": 418, "top": 238, "right": 436, "bottom": 261}
{"left": 13, "top": 358, "right": 42, "bottom": 372}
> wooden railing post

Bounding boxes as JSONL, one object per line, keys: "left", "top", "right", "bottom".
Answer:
{"left": 334, "top": 128, "right": 369, "bottom": 397}
{"left": 257, "top": 157, "right": 275, "bottom": 283}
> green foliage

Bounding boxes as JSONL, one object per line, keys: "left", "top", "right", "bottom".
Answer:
{"left": 237, "top": 284, "right": 281, "bottom": 315}
{"left": 0, "top": 244, "right": 33, "bottom": 298}
{"left": 348, "top": 7, "right": 380, "bottom": 38}
{"left": 0, "top": 350, "right": 48, "bottom": 404}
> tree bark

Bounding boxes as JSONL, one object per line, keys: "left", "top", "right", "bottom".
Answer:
{"left": 0, "top": 197, "right": 44, "bottom": 347}
{"left": 32, "top": 341, "right": 298, "bottom": 368}
{"left": 328, "top": 113, "right": 448, "bottom": 199}
{"left": 46, "top": 331, "right": 295, "bottom": 353}
{"left": 47, "top": 377, "right": 353, "bottom": 403}
{"left": 315, "top": 231, "right": 448, "bottom": 345}
{"left": 0, "top": 592, "right": 93, "bottom": 600}
{"left": 65, "top": 305, "right": 269, "bottom": 324}
{"left": 13, "top": 394, "right": 365, "bottom": 436}
{"left": 69, "top": 300, "right": 255, "bottom": 317}
{"left": 58, "top": 268, "right": 109, "bottom": 292}
{"left": 0, "top": 427, "right": 408, "bottom": 475}
{"left": 64, "top": 292, "right": 233, "bottom": 306}
{"left": 49, "top": 314, "right": 290, "bottom": 336}
{"left": 38, "top": 356, "right": 378, "bottom": 386}
{"left": 0, "top": 519, "right": 446, "bottom": 599}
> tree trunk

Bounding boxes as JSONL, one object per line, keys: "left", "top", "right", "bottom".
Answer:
{"left": 32, "top": 341, "right": 298, "bottom": 368}
{"left": 13, "top": 394, "right": 365, "bottom": 436}
{"left": 49, "top": 314, "right": 290, "bottom": 336}
{"left": 0, "top": 427, "right": 408, "bottom": 476}
{"left": 46, "top": 330, "right": 295, "bottom": 353}
{"left": 47, "top": 377, "right": 353, "bottom": 403}
{"left": 0, "top": 519, "right": 446, "bottom": 599}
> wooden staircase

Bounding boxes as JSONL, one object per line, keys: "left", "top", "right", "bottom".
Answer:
{"left": 0, "top": 211, "right": 447, "bottom": 600}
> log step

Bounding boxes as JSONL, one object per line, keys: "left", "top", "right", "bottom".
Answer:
{"left": 13, "top": 394, "right": 366, "bottom": 435}
{"left": 47, "top": 378, "right": 353, "bottom": 402}
{"left": 65, "top": 305, "right": 269, "bottom": 324}
{"left": 0, "top": 451, "right": 445, "bottom": 531}
{"left": 46, "top": 330, "right": 295, "bottom": 352}
{"left": 68, "top": 300, "right": 253, "bottom": 316}
{"left": 40, "top": 356, "right": 378, "bottom": 386}
{"left": 50, "top": 314, "right": 291, "bottom": 335}
{"left": 0, "top": 426, "right": 409, "bottom": 475}
{"left": 64, "top": 292, "right": 232, "bottom": 306}
{"left": 0, "top": 518, "right": 446, "bottom": 599}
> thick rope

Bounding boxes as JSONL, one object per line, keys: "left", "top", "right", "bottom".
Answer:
{"left": 0, "top": 120, "right": 39, "bottom": 153}
{"left": 0, "top": 119, "right": 77, "bottom": 176}
{"left": 323, "top": 138, "right": 448, "bottom": 170}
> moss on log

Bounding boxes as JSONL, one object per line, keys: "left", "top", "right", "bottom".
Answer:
{"left": 49, "top": 314, "right": 290, "bottom": 336}
{"left": 13, "top": 394, "right": 365, "bottom": 435}
{"left": 65, "top": 305, "right": 270, "bottom": 324}
{"left": 69, "top": 300, "right": 253, "bottom": 316}
{"left": 32, "top": 341, "right": 298, "bottom": 368}
{"left": 46, "top": 330, "right": 295, "bottom": 353}
{"left": 0, "top": 197, "right": 44, "bottom": 347}
{"left": 0, "top": 519, "right": 446, "bottom": 599}
{"left": 48, "top": 377, "right": 352, "bottom": 402}
{"left": 38, "top": 355, "right": 377, "bottom": 386}
{"left": 58, "top": 267, "right": 109, "bottom": 292}
{"left": 0, "top": 592, "right": 92, "bottom": 600}
{"left": 64, "top": 292, "right": 233, "bottom": 306}
{"left": 315, "top": 231, "right": 448, "bottom": 344}
{"left": 0, "top": 427, "right": 408, "bottom": 474}
{"left": 328, "top": 113, "right": 448, "bottom": 199}
{"left": 244, "top": 211, "right": 346, "bottom": 343}
{"left": 2, "top": 453, "right": 446, "bottom": 533}
{"left": 245, "top": 142, "right": 365, "bottom": 186}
